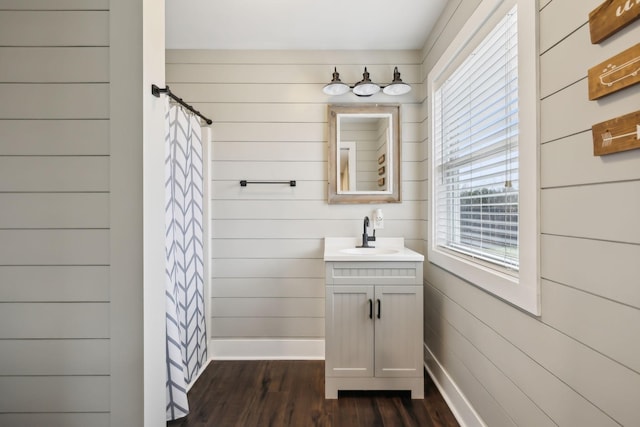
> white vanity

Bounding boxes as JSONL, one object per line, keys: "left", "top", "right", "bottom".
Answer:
{"left": 323, "top": 237, "right": 425, "bottom": 399}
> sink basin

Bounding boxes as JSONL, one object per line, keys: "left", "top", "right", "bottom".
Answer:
{"left": 340, "top": 247, "right": 400, "bottom": 255}
{"left": 324, "top": 237, "right": 424, "bottom": 261}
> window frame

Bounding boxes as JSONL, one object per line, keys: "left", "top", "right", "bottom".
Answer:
{"left": 427, "top": 0, "right": 540, "bottom": 315}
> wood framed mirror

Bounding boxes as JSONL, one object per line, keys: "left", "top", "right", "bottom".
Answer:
{"left": 328, "top": 104, "right": 401, "bottom": 204}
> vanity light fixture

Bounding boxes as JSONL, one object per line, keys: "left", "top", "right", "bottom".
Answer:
{"left": 323, "top": 66, "right": 411, "bottom": 97}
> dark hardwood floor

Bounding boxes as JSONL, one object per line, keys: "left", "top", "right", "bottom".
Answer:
{"left": 168, "top": 360, "right": 459, "bottom": 427}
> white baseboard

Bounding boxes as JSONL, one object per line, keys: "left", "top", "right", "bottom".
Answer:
{"left": 210, "top": 339, "right": 325, "bottom": 360}
{"left": 424, "top": 343, "right": 486, "bottom": 427}
{"left": 186, "top": 356, "right": 213, "bottom": 392}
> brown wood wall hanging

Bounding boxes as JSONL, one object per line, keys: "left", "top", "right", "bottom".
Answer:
{"left": 589, "top": 0, "right": 640, "bottom": 44}
{"left": 592, "top": 110, "right": 640, "bottom": 155}
{"left": 588, "top": 43, "right": 640, "bottom": 100}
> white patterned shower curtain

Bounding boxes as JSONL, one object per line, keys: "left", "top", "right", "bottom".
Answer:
{"left": 165, "top": 104, "right": 207, "bottom": 421}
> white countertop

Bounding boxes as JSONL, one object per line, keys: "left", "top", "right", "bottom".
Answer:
{"left": 324, "top": 237, "right": 425, "bottom": 262}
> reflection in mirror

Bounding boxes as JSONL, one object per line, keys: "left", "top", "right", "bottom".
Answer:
{"left": 339, "top": 116, "right": 390, "bottom": 192}
{"left": 328, "top": 105, "right": 401, "bottom": 204}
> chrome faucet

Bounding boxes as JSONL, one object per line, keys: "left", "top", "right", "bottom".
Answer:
{"left": 357, "top": 216, "right": 376, "bottom": 248}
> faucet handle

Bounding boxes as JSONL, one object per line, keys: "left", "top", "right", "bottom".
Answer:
{"left": 367, "top": 229, "right": 376, "bottom": 242}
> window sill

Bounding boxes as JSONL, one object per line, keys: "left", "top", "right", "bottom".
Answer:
{"left": 428, "top": 245, "right": 540, "bottom": 316}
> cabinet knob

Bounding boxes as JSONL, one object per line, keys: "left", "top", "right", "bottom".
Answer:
{"left": 377, "top": 299, "right": 381, "bottom": 319}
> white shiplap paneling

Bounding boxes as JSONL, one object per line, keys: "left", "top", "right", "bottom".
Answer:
{"left": 0, "top": 0, "right": 108, "bottom": 9}
{"left": 541, "top": 279, "right": 640, "bottom": 373}
{"left": 0, "top": 266, "right": 109, "bottom": 302}
{"left": 0, "top": 376, "right": 109, "bottom": 412}
{"left": 423, "top": 317, "right": 516, "bottom": 427}
{"left": 166, "top": 82, "right": 421, "bottom": 105}
{"left": 541, "top": 79, "right": 640, "bottom": 143}
{"left": 0, "top": 6, "right": 112, "bottom": 423}
{"left": 0, "top": 157, "right": 109, "bottom": 192}
{"left": 0, "top": 84, "right": 108, "bottom": 119}
{"left": 211, "top": 161, "right": 325, "bottom": 181}
{"left": 0, "top": 120, "right": 109, "bottom": 155}
{"left": 426, "top": 263, "right": 640, "bottom": 427}
{"left": 211, "top": 297, "right": 324, "bottom": 318}
{"left": 166, "top": 49, "right": 419, "bottom": 65}
{"left": 541, "top": 131, "right": 640, "bottom": 188}
{"left": 213, "top": 141, "right": 325, "bottom": 161}
{"left": 541, "top": 181, "right": 640, "bottom": 244}
{"left": 540, "top": 23, "right": 640, "bottom": 98}
{"left": 424, "top": 294, "right": 556, "bottom": 427}
{"left": 0, "top": 193, "right": 109, "bottom": 228}
{"left": 0, "top": 229, "right": 109, "bottom": 265}
{"left": 0, "top": 11, "right": 108, "bottom": 46}
{"left": 421, "top": 0, "right": 640, "bottom": 425}
{"left": 538, "top": 0, "right": 602, "bottom": 53}
{"left": 210, "top": 317, "right": 324, "bottom": 338}
{"left": 0, "top": 47, "right": 109, "bottom": 83}
{"left": 211, "top": 278, "right": 325, "bottom": 298}
{"left": 0, "top": 339, "right": 109, "bottom": 375}
{"left": 211, "top": 219, "right": 424, "bottom": 240}
{"left": 541, "top": 234, "right": 640, "bottom": 308}
{"left": 211, "top": 259, "right": 324, "bottom": 279}
{"left": 0, "top": 413, "right": 108, "bottom": 427}
{"left": 424, "top": 281, "right": 619, "bottom": 427}
{"left": 213, "top": 122, "right": 324, "bottom": 142}
{"left": 166, "top": 63, "right": 422, "bottom": 85}
{"left": 211, "top": 200, "right": 425, "bottom": 220}
{"left": 0, "top": 303, "right": 109, "bottom": 339}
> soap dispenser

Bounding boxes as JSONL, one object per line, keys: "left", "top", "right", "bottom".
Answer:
{"left": 373, "top": 208, "right": 384, "bottom": 229}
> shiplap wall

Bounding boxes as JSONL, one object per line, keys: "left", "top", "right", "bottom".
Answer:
{"left": 421, "top": 1, "right": 640, "bottom": 426}
{"left": 0, "top": 1, "right": 111, "bottom": 426}
{"left": 166, "top": 50, "right": 426, "bottom": 357}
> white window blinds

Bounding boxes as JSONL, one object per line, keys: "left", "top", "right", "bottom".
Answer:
{"left": 433, "top": 5, "right": 519, "bottom": 270}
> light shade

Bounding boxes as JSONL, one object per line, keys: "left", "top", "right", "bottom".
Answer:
{"left": 382, "top": 67, "right": 411, "bottom": 95}
{"left": 323, "top": 67, "right": 350, "bottom": 95}
{"left": 352, "top": 67, "right": 380, "bottom": 97}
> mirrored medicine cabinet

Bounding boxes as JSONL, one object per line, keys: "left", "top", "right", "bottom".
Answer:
{"left": 328, "top": 104, "right": 401, "bottom": 204}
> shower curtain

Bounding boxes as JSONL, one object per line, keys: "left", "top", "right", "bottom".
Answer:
{"left": 165, "top": 104, "right": 207, "bottom": 421}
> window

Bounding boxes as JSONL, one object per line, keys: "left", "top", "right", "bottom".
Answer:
{"left": 428, "top": 0, "right": 539, "bottom": 315}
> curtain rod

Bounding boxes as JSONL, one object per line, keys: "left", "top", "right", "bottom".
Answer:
{"left": 151, "top": 84, "right": 213, "bottom": 125}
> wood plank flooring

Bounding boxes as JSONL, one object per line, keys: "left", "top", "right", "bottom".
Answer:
{"left": 168, "top": 360, "right": 459, "bottom": 427}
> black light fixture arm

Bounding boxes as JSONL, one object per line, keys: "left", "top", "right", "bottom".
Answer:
{"left": 151, "top": 84, "right": 213, "bottom": 125}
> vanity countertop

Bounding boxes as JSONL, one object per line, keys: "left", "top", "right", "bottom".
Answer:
{"left": 324, "top": 237, "right": 425, "bottom": 262}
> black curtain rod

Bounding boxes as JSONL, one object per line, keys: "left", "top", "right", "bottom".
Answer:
{"left": 151, "top": 84, "right": 213, "bottom": 125}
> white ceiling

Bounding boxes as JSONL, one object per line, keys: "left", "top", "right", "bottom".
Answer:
{"left": 165, "top": 0, "right": 448, "bottom": 50}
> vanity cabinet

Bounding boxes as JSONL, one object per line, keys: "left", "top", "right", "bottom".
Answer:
{"left": 324, "top": 261, "right": 424, "bottom": 399}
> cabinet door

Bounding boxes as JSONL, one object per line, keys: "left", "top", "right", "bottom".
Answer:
{"left": 325, "top": 285, "right": 374, "bottom": 377}
{"left": 374, "top": 285, "right": 423, "bottom": 378}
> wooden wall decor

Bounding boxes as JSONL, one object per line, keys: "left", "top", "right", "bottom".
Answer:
{"left": 588, "top": 43, "right": 640, "bottom": 100}
{"left": 592, "top": 110, "right": 640, "bottom": 155}
{"left": 589, "top": 0, "right": 640, "bottom": 44}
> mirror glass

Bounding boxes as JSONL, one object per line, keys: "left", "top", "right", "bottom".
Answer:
{"left": 328, "top": 105, "right": 401, "bottom": 204}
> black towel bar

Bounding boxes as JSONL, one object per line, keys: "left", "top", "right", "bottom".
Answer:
{"left": 240, "top": 180, "right": 296, "bottom": 187}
